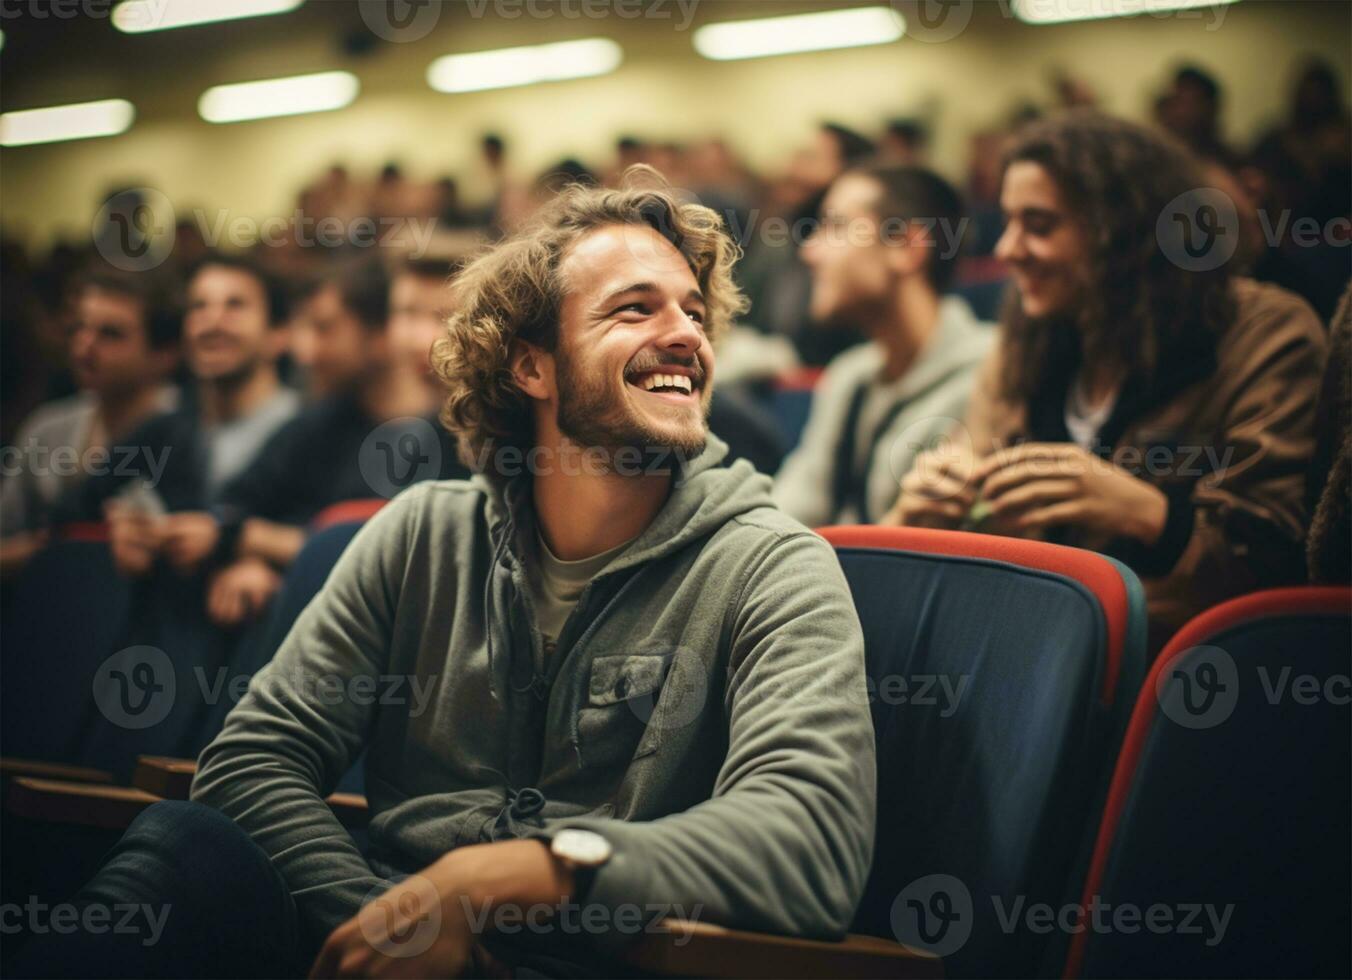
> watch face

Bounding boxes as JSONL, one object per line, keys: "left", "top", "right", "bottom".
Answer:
{"left": 553, "top": 829, "right": 613, "bottom": 867}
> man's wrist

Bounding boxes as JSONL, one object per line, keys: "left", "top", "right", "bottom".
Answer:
{"left": 442, "top": 838, "right": 575, "bottom": 913}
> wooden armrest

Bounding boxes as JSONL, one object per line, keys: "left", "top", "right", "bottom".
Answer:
{"left": 5, "top": 777, "right": 159, "bottom": 830}
{"left": 621, "top": 919, "right": 942, "bottom": 979}
{"left": 326, "top": 791, "right": 370, "bottom": 829}
{"left": 0, "top": 756, "right": 114, "bottom": 785}
{"left": 132, "top": 755, "right": 197, "bottom": 799}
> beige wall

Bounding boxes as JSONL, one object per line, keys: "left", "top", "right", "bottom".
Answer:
{"left": 1, "top": 0, "right": 1348, "bottom": 247}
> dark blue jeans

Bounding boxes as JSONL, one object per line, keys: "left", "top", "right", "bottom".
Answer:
{"left": 10, "top": 801, "right": 307, "bottom": 979}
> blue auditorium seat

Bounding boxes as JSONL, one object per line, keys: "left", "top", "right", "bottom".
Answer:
{"left": 819, "top": 525, "right": 1146, "bottom": 978}
{"left": 1067, "top": 587, "right": 1351, "bottom": 979}
{"left": 1, "top": 535, "right": 132, "bottom": 763}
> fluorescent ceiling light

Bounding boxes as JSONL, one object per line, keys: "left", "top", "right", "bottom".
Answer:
{"left": 113, "top": 0, "right": 304, "bottom": 34}
{"left": 427, "top": 38, "right": 623, "bottom": 94}
{"left": 1013, "top": 0, "right": 1241, "bottom": 25}
{"left": 693, "top": 6, "right": 904, "bottom": 61}
{"left": 198, "top": 71, "right": 358, "bottom": 124}
{"left": 1, "top": 99, "right": 135, "bottom": 147}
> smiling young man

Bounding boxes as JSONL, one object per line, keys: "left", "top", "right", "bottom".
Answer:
{"left": 20, "top": 172, "right": 875, "bottom": 978}
{"left": 1, "top": 273, "right": 179, "bottom": 577}
{"left": 774, "top": 164, "right": 993, "bottom": 526}
{"left": 59, "top": 254, "right": 299, "bottom": 579}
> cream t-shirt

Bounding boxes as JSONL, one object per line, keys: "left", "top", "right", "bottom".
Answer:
{"left": 530, "top": 530, "right": 635, "bottom": 657}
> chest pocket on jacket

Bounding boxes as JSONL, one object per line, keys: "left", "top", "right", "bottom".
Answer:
{"left": 575, "top": 654, "right": 671, "bottom": 769}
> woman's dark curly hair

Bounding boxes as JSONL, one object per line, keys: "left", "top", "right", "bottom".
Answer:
{"left": 997, "top": 110, "right": 1235, "bottom": 403}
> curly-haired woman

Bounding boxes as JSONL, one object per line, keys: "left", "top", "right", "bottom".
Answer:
{"left": 887, "top": 111, "right": 1328, "bottom": 652}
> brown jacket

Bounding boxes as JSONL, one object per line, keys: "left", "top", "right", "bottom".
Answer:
{"left": 964, "top": 278, "right": 1328, "bottom": 653}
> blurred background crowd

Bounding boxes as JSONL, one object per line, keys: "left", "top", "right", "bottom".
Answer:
{"left": 0, "top": 0, "right": 1349, "bottom": 627}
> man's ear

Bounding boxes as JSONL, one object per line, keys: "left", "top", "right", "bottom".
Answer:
{"left": 886, "top": 220, "right": 932, "bottom": 280}
{"left": 510, "top": 339, "right": 553, "bottom": 401}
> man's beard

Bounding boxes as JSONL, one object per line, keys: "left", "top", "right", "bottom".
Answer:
{"left": 195, "top": 343, "right": 265, "bottom": 389}
{"left": 553, "top": 342, "right": 709, "bottom": 461}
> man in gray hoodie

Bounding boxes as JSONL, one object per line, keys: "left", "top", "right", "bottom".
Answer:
{"left": 27, "top": 171, "right": 875, "bottom": 978}
{"left": 774, "top": 164, "right": 995, "bottom": 527}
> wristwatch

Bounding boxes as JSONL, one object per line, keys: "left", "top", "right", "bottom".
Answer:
{"left": 549, "top": 828, "right": 613, "bottom": 870}
{"left": 549, "top": 829, "right": 612, "bottom": 902}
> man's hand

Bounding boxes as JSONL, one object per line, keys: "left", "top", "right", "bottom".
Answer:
{"left": 239, "top": 517, "right": 308, "bottom": 567}
{"left": 105, "top": 503, "right": 165, "bottom": 578}
{"left": 161, "top": 512, "right": 222, "bottom": 574}
{"left": 0, "top": 529, "right": 49, "bottom": 581}
{"left": 973, "top": 442, "right": 1169, "bottom": 544}
{"left": 207, "top": 556, "right": 282, "bottom": 627}
{"left": 310, "top": 839, "right": 573, "bottom": 979}
{"left": 882, "top": 444, "right": 979, "bottom": 528}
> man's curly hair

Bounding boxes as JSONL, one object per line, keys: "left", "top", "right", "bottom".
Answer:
{"left": 997, "top": 109, "right": 1235, "bottom": 402}
{"left": 432, "top": 166, "right": 747, "bottom": 474}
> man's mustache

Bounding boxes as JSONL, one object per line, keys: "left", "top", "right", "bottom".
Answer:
{"left": 624, "top": 352, "right": 706, "bottom": 388}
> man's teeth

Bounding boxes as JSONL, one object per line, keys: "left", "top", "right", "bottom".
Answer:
{"left": 638, "top": 373, "right": 693, "bottom": 393}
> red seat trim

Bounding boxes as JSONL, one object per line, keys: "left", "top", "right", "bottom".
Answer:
{"left": 1063, "top": 586, "right": 1352, "bottom": 978}
{"left": 53, "top": 521, "right": 111, "bottom": 543}
{"left": 310, "top": 499, "right": 386, "bottom": 531}
{"left": 818, "top": 525, "right": 1131, "bottom": 705}
{"left": 772, "top": 367, "right": 824, "bottom": 392}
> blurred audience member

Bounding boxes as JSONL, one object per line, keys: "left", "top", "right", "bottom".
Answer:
{"left": 369, "top": 162, "right": 412, "bottom": 231}
{"left": 776, "top": 164, "right": 993, "bottom": 525}
{"left": 879, "top": 119, "right": 930, "bottom": 166}
{"left": 1, "top": 273, "right": 179, "bottom": 577}
{"left": 1307, "top": 280, "right": 1352, "bottom": 585}
{"left": 888, "top": 111, "right": 1327, "bottom": 652}
{"left": 1155, "top": 64, "right": 1239, "bottom": 168}
{"left": 603, "top": 135, "right": 647, "bottom": 186}
{"left": 686, "top": 138, "right": 760, "bottom": 235}
{"left": 63, "top": 255, "right": 299, "bottom": 579}
{"left": 204, "top": 259, "right": 467, "bottom": 625}
{"left": 387, "top": 252, "right": 466, "bottom": 399}
{"left": 1248, "top": 60, "right": 1352, "bottom": 321}
{"left": 741, "top": 122, "right": 876, "bottom": 366}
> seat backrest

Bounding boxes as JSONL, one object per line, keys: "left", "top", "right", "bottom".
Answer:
{"left": 1, "top": 539, "right": 132, "bottom": 762}
{"left": 224, "top": 520, "right": 369, "bottom": 794}
{"left": 1066, "top": 587, "right": 1351, "bottom": 979}
{"left": 768, "top": 367, "right": 823, "bottom": 451}
{"left": 819, "top": 525, "right": 1146, "bottom": 978}
{"left": 231, "top": 520, "right": 369, "bottom": 683}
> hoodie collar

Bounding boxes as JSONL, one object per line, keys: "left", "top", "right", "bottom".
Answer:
{"left": 474, "top": 432, "right": 769, "bottom": 575}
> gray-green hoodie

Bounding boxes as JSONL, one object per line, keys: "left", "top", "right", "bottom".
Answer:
{"left": 191, "top": 435, "right": 876, "bottom": 952}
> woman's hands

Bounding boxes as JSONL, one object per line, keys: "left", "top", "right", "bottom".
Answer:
{"left": 886, "top": 440, "right": 1170, "bottom": 546}
{"left": 973, "top": 443, "right": 1168, "bottom": 544}
{"left": 881, "top": 443, "right": 979, "bottom": 528}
